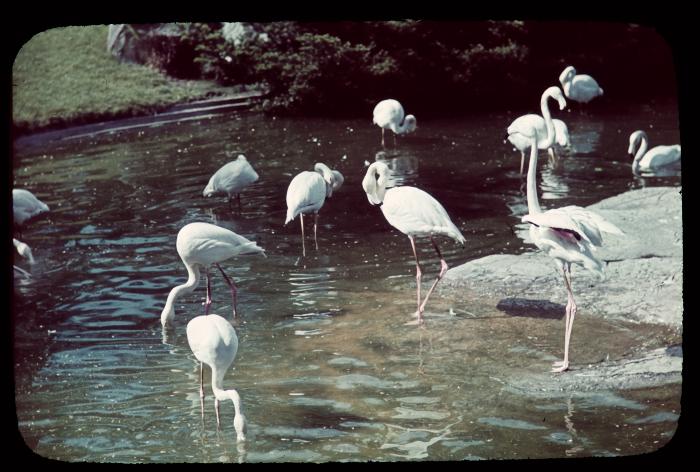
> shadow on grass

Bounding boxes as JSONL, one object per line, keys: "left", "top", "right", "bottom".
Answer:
{"left": 496, "top": 297, "right": 565, "bottom": 320}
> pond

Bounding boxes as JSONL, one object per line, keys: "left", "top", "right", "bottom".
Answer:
{"left": 12, "top": 98, "right": 682, "bottom": 462}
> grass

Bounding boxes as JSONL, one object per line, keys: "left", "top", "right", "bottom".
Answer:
{"left": 12, "top": 25, "right": 231, "bottom": 134}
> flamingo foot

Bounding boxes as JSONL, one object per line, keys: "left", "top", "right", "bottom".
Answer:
{"left": 551, "top": 360, "right": 570, "bottom": 373}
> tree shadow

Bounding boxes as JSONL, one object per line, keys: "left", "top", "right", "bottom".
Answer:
{"left": 496, "top": 297, "right": 565, "bottom": 320}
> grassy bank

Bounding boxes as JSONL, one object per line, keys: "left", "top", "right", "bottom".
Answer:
{"left": 12, "top": 25, "right": 231, "bottom": 135}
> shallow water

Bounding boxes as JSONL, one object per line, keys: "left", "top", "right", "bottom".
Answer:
{"left": 13, "top": 99, "right": 682, "bottom": 462}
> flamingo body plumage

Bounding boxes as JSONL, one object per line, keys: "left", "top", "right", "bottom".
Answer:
{"left": 203, "top": 154, "right": 259, "bottom": 201}
{"left": 13, "top": 189, "right": 49, "bottom": 226}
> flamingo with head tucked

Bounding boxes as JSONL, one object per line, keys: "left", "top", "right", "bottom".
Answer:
{"left": 373, "top": 99, "right": 417, "bottom": 147}
{"left": 203, "top": 154, "right": 259, "bottom": 206}
{"left": 559, "top": 66, "right": 604, "bottom": 104}
{"left": 285, "top": 162, "right": 344, "bottom": 257}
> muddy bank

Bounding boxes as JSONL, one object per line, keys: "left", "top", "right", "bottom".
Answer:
{"left": 441, "top": 186, "right": 683, "bottom": 390}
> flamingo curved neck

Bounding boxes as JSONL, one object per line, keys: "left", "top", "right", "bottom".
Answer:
{"left": 632, "top": 135, "right": 649, "bottom": 174}
{"left": 526, "top": 135, "right": 542, "bottom": 214}
{"left": 540, "top": 93, "right": 557, "bottom": 149}
{"left": 160, "top": 262, "right": 200, "bottom": 326}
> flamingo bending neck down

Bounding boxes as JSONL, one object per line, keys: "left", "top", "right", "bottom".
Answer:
{"left": 186, "top": 314, "right": 246, "bottom": 440}
{"left": 362, "top": 161, "right": 465, "bottom": 325}
{"left": 559, "top": 66, "right": 604, "bottom": 104}
{"left": 507, "top": 86, "right": 567, "bottom": 174}
{"left": 628, "top": 130, "right": 681, "bottom": 175}
{"left": 285, "top": 163, "right": 344, "bottom": 257}
{"left": 160, "top": 222, "right": 266, "bottom": 327}
{"left": 519, "top": 130, "right": 624, "bottom": 372}
{"left": 373, "top": 99, "right": 417, "bottom": 147}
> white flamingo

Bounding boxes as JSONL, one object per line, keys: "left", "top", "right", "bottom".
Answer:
{"left": 160, "top": 222, "right": 266, "bottom": 327}
{"left": 285, "top": 163, "right": 344, "bottom": 257}
{"left": 13, "top": 238, "right": 35, "bottom": 278}
{"left": 13, "top": 189, "right": 49, "bottom": 227}
{"left": 203, "top": 154, "right": 259, "bottom": 205}
{"left": 519, "top": 130, "right": 624, "bottom": 372}
{"left": 559, "top": 66, "right": 604, "bottom": 104}
{"left": 507, "top": 86, "right": 568, "bottom": 174}
{"left": 362, "top": 161, "right": 465, "bottom": 325}
{"left": 373, "top": 99, "right": 417, "bottom": 147}
{"left": 628, "top": 130, "right": 681, "bottom": 175}
{"left": 187, "top": 313, "right": 246, "bottom": 440}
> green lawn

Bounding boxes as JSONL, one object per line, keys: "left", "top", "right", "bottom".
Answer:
{"left": 12, "top": 25, "right": 224, "bottom": 133}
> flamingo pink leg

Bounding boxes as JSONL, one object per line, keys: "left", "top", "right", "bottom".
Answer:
{"left": 215, "top": 263, "right": 238, "bottom": 318}
{"left": 416, "top": 237, "right": 449, "bottom": 324}
{"left": 381, "top": 128, "right": 386, "bottom": 147}
{"left": 314, "top": 212, "right": 319, "bottom": 250}
{"left": 553, "top": 266, "right": 576, "bottom": 373}
{"left": 409, "top": 236, "right": 423, "bottom": 318}
{"left": 215, "top": 398, "right": 222, "bottom": 429}
{"left": 300, "top": 213, "right": 306, "bottom": 257}
{"left": 199, "top": 361, "right": 205, "bottom": 420}
{"left": 204, "top": 267, "right": 212, "bottom": 316}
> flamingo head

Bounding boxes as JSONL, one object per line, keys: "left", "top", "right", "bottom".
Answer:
{"left": 559, "top": 66, "right": 576, "bottom": 85}
{"left": 362, "top": 161, "right": 389, "bottom": 205}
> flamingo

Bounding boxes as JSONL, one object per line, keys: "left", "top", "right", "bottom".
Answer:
{"left": 203, "top": 154, "right": 259, "bottom": 205}
{"left": 13, "top": 238, "right": 35, "bottom": 278}
{"left": 160, "top": 222, "right": 266, "bottom": 327}
{"left": 373, "top": 99, "right": 417, "bottom": 147}
{"left": 186, "top": 314, "right": 246, "bottom": 440}
{"left": 285, "top": 163, "right": 344, "bottom": 257}
{"left": 13, "top": 189, "right": 49, "bottom": 227}
{"left": 628, "top": 130, "right": 681, "bottom": 175}
{"left": 507, "top": 86, "right": 568, "bottom": 174}
{"left": 558, "top": 66, "right": 604, "bottom": 104}
{"left": 362, "top": 161, "right": 465, "bottom": 325}
{"left": 519, "top": 129, "right": 624, "bottom": 372}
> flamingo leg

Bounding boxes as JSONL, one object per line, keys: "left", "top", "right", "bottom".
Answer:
{"left": 215, "top": 263, "right": 238, "bottom": 318}
{"left": 520, "top": 151, "right": 526, "bottom": 175}
{"left": 381, "top": 128, "right": 386, "bottom": 148}
{"left": 393, "top": 132, "right": 397, "bottom": 147}
{"left": 417, "top": 237, "right": 449, "bottom": 324}
{"left": 204, "top": 267, "right": 212, "bottom": 316}
{"left": 237, "top": 193, "right": 242, "bottom": 212}
{"left": 300, "top": 213, "right": 306, "bottom": 257}
{"left": 313, "top": 213, "right": 319, "bottom": 250}
{"left": 215, "top": 398, "right": 222, "bottom": 429}
{"left": 408, "top": 236, "right": 423, "bottom": 318}
{"left": 199, "top": 362, "right": 205, "bottom": 421}
{"left": 553, "top": 266, "right": 576, "bottom": 372}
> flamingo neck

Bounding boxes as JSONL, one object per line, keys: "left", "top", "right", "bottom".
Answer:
{"left": 160, "top": 262, "right": 200, "bottom": 326}
{"left": 526, "top": 135, "right": 542, "bottom": 214}
{"left": 540, "top": 93, "right": 557, "bottom": 149}
{"left": 632, "top": 134, "right": 649, "bottom": 174}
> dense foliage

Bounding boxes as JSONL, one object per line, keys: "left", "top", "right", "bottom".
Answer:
{"left": 170, "top": 20, "right": 677, "bottom": 116}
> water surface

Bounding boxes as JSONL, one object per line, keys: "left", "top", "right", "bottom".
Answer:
{"left": 13, "top": 100, "right": 682, "bottom": 462}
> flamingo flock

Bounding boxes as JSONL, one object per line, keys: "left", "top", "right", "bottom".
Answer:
{"left": 13, "top": 60, "right": 681, "bottom": 443}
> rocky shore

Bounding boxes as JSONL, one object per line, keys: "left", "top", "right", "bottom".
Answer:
{"left": 442, "top": 186, "right": 683, "bottom": 390}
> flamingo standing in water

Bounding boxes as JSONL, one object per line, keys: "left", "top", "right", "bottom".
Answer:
{"left": 285, "top": 163, "right": 344, "bottom": 257}
{"left": 559, "top": 66, "right": 604, "bottom": 104}
{"left": 373, "top": 99, "right": 417, "bottom": 147}
{"left": 519, "top": 129, "right": 624, "bottom": 372}
{"left": 160, "top": 222, "right": 266, "bottom": 327}
{"left": 507, "top": 87, "right": 568, "bottom": 174}
{"left": 362, "top": 161, "right": 465, "bottom": 325}
{"left": 203, "top": 154, "right": 259, "bottom": 206}
{"left": 187, "top": 313, "right": 247, "bottom": 440}
{"left": 628, "top": 130, "right": 681, "bottom": 175}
